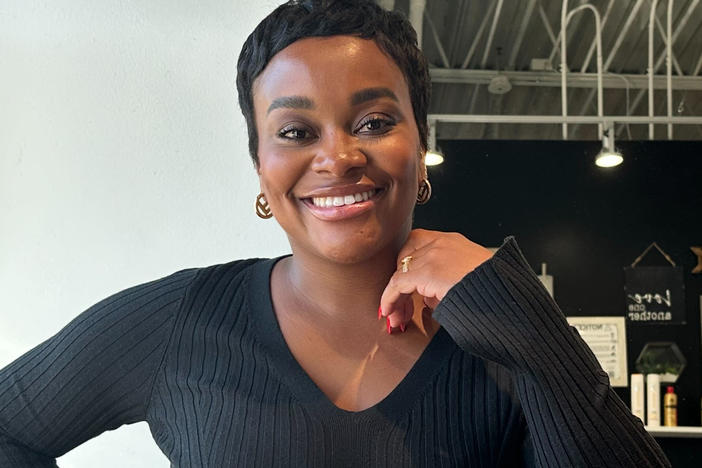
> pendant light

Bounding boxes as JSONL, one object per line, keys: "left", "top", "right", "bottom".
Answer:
{"left": 596, "top": 123, "right": 623, "bottom": 168}
{"left": 425, "top": 121, "right": 444, "bottom": 166}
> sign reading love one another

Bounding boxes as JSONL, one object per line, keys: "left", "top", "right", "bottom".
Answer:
{"left": 624, "top": 266, "right": 686, "bottom": 325}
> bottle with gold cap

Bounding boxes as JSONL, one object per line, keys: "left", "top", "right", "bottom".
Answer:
{"left": 663, "top": 386, "right": 677, "bottom": 427}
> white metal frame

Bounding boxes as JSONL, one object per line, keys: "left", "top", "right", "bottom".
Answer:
{"left": 428, "top": 114, "right": 702, "bottom": 125}
{"left": 561, "top": 1, "right": 604, "bottom": 139}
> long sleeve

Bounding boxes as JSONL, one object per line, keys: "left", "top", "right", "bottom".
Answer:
{"left": 0, "top": 268, "right": 196, "bottom": 467}
{"left": 433, "top": 237, "right": 670, "bottom": 467}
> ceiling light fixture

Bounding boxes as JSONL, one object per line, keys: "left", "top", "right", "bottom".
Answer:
{"left": 426, "top": 121, "right": 444, "bottom": 166}
{"left": 425, "top": 150, "right": 444, "bottom": 166}
{"left": 595, "top": 124, "right": 623, "bottom": 168}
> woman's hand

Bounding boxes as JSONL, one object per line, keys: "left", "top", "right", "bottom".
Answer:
{"left": 379, "top": 229, "right": 494, "bottom": 332}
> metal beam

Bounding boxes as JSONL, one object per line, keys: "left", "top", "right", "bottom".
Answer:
{"left": 537, "top": 1, "right": 558, "bottom": 46}
{"left": 507, "top": 0, "right": 538, "bottom": 69}
{"left": 429, "top": 68, "right": 702, "bottom": 90}
{"left": 480, "top": 0, "right": 504, "bottom": 68}
{"left": 580, "top": 0, "right": 615, "bottom": 72}
{"left": 468, "top": 0, "right": 505, "bottom": 118}
{"left": 615, "top": 0, "right": 700, "bottom": 136}
{"left": 603, "top": 0, "right": 646, "bottom": 71}
{"left": 460, "top": 1, "right": 497, "bottom": 69}
{"left": 424, "top": 11, "right": 450, "bottom": 68}
{"left": 549, "top": 0, "right": 588, "bottom": 65}
{"left": 568, "top": 0, "right": 646, "bottom": 136}
{"left": 694, "top": 51, "right": 702, "bottom": 76}
{"left": 653, "top": 13, "right": 685, "bottom": 76}
{"left": 428, "top": 114, "right": 702, "bottom": 125}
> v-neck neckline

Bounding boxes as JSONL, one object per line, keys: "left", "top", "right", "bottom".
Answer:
{"left": 248, "top": 256, "right": 456, "bottom": 422}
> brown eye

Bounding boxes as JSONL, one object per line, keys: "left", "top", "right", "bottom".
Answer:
{"left": 278, "top": 126, "right": 312, "bottom": 141}
{"left": 356, "top": 115, "right": 395, "bottom": 135}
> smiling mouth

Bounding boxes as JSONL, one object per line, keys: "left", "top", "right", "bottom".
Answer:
{"left": 307, "top": 189, "right": 380, "bottom": 208}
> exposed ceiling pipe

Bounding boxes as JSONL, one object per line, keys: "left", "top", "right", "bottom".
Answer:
{"left": 579, "top": 0, "right": 614, "bottom": 73}
{"left": 550, "top": 0, "right": 587, "bottom": 64}
{"left": 565, "top": 4, "right": 604, "bottom": 138}
{"left": 570, "top": 0, "right": 644, "bottom": 137}
{"left": 654, "top": 16, "right": 684, "bottom": 75}
{"left": 603, "top": 0, "right": 645, "bottom": 71}
{"left": 560, "top": 1, "right": 569, "bottom": 140}
{"left": 480, "top": 0, "right": 504, "bottom": 68}
{"left": 507, "top": 0, "right": 538, "bottom": 69}
{"left": 429, "top": 68, "right": 702, "bottom": 90}
{"left": 409, "top": 0, "right": 426, "bottom": 49}
{"left": 611, "top": 0, "right": 697, "bottom": 137}
{"left": 468, "top": 0, "right": 505, "bottom": 119}
{"left": 649, "top": 0, "right": 674, "bottom": 140}
{"left": 461, "top": 1, "right": 498, "bottom": 69}
{"left": 424, "top": 11, "right": 451, "bottom": 68}
{"left": 428, "top": 114, "right": 702, "bottom": 125}
{"left": 694, "top": 52, "right": 702, "bottom": 76}
{"left": 537, "top": 2, "right": 558, "bottom": 46}
{"left": 667, "top": 0, "right": 673, "bottom": 140}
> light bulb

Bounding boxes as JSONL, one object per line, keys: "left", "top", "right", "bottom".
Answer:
{"left": 425, "top": 150, "right": 444, "bottom": 166}
{"left": 595, "top": 150, "right": 623, "bottom": 168}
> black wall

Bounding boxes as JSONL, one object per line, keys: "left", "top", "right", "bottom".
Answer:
{"left": 414, "top": 140, "right": 702, "bottom": 432}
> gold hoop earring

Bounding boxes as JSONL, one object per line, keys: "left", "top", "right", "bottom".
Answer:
{"left": 255, "top": 193, "right": 273, "bottom": 219}
{"left": 416, "top": 179, "right": 432, "bottom": 205}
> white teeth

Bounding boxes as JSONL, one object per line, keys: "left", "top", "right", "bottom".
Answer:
{"left": 310, "top": 190, "right": 376, "bottom": 207}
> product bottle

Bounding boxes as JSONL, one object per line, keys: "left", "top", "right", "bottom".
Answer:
{"left": 630, "top": 374, "right": 645, "bottom": 422}
{"left": 646, "top": 374, "right": 661, "bottom": 427}
{"left": 663, "top": 386, "right": 677, "bottom": 427}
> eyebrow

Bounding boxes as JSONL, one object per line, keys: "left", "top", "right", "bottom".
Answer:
{"left": 267, "top": 96, "right": 315, "bottom": 114}
{"left": 350, "top": 87, "right": 398, "bottom": 106}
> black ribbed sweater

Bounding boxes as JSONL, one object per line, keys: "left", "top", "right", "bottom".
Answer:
{"left": 0, "top": 238, "right": 669, "bottom": 467}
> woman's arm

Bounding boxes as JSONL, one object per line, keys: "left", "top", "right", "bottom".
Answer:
{"left": 381, "top": 232, "right": 669, "bottom": 467}
{"left": 0, "top": 268, "right": 196, "bottom": 466}
{"left": 434, "top": 237, "right": 669, "bottom": 467}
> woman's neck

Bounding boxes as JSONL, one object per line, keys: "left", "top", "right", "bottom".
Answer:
{"left": 278, "top": 248, "right": 399, "bottom": 326}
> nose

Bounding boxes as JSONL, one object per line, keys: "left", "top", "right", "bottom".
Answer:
{"left": 310, "top": 130, "right": 366, "bottom": 177}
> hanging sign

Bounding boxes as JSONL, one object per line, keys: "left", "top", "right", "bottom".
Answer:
{"left": 624, "top": 242, "right": 685, "bottom": 325}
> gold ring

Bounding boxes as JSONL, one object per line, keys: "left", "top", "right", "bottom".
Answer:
{"left": 400, "top": 255, "right": 413, "bottom": 273}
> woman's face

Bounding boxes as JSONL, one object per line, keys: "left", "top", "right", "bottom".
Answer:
{"left": 253, "top": 35, "right": 424, "bottom": 264}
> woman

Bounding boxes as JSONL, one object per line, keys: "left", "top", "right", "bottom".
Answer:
{"left": 0, "top": 0, "right": 669, "bottom": 466}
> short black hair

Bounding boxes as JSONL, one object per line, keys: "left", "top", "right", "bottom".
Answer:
{"left": 236, "top": 0, "right": 430, "bottom": 166}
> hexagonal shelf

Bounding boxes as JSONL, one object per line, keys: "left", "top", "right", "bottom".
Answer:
{"left": 635, "top": 342, "right": 686, "bottom": 383}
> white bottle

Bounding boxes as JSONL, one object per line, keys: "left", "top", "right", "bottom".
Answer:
{"left": 538, "top": 263, "right": 554, "bottom": 298}
{"left": 630, "top": 374, "right": 645, "bottom": 422}
{"left": 646, "top": 374, "right": 661, "bottom": 427}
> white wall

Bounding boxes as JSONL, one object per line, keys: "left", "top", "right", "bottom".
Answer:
{"left": 0, "top": 1, "right": 288, "bottom": 466}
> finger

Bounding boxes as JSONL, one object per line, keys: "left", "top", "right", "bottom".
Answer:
{"left": 423, "top": 295, "right": 440, "bottom": 310}
{"left": 396, "top": 229, "right": 436, "bottom": 266}
{"left": 381, "top": 266, "right": 442, "bottom": 321}
{"left": 387, "top": 297, "right": 413, "bottom": 332}
{"left": 380, "top": 266, "right": 417, "bottom": 317}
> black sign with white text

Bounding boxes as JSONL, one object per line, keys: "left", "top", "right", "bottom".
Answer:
{"left": 624, "top": 266, "right": 686, "bottom": 325}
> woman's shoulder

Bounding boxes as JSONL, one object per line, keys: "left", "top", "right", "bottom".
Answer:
{"left": 173, "top": 256, "right": 275, "bottom": 298}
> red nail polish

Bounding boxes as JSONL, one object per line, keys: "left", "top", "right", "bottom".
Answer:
{"left": 378, "top": 306, "right": 382, "bottom": 320}
{"left": 386, "top": 317, "right": 391, "bottom": 334}
{"left": 400, "top": 323, "right": 406, "bottom": 333}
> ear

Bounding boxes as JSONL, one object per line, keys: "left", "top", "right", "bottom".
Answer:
{"left": 417, "top": 150, "right": 427, "bottom": 183}
{"left": 255, "top": 159, "right": 264, "bottom": 187}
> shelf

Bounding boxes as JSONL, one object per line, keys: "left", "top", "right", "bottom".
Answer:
{"left": 645, "top": 426, "right": 702, "bottom": 438}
